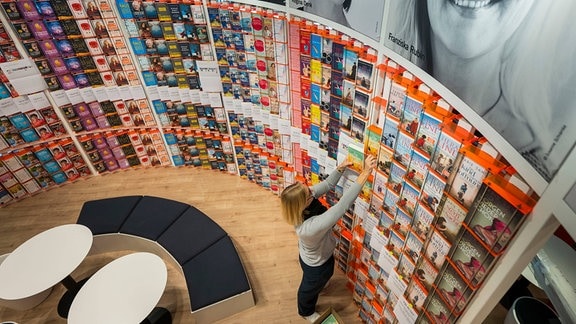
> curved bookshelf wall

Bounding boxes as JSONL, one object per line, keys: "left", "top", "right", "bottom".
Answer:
{"left": 0, "top": 0, "right": 575, "bottom": 323}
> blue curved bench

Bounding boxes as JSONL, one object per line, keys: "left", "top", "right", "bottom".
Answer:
{"left": 76, "top": 196, "right": 254, "bottom": 323}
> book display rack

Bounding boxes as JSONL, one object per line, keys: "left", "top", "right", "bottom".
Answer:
{"left": 0, "top": 1, "right": 574, "bottom": 323}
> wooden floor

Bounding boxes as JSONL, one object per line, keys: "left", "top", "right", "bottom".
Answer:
{"left": 0, "top": 167, "right": 512, "bottom": 323}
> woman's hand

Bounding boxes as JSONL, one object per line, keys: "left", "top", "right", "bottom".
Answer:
{"left": 363, "top": 155, "right": 376, "bottom": 171}
{"left": 337, "top": 161, "right": 353, "bottom": 172}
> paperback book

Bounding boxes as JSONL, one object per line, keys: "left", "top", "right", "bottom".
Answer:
{"left": 412, "top": 203, "right": 435, "bottom": 241}
{"left": 400, "top": 95, "right": 423, "bottom": 136}
{"left": 424, "top": 228, "right": 452, "bottom": 270}
{"left": 414, "top": 256, "right": 440, "bottom": 293}
{"left": 393, "top": 207, "right": 412, "bottom": 239}
{"left": 398, "top": 180, "right": 419, "bottom": 216}
{"left": 388, "top": 161, "right": 406, "bottom": 194}
{"left": 381, "top": 115, "right": 399, "bottom": 149}
{"left": 436, "top": 259, "right": 475, "bottom": 315}
{"left": 435, "top": 194, "right": 468, "bottom": 244}
{"left": 406, "top": 149, "right": 429, "bottom": 189}
{"left": 415, "top": 110, "right": 443, "bottom": 156}
{"left": 449, "top": 226, "right": 496, "bottom": 288}
{"left": 447, "top": 154, "right": 488, "bottom": 209}
{"left": 377, "top": 145, "right": 393, "bottom": 176}
{"left": 383, "top": 188, "right": 400, "bottom": 218}
{"left": 386, "top": 82, "right": 406, "bottom": 119}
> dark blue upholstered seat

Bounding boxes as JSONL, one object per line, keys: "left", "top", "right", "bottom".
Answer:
{"left": 156, "top": 205, "right": 227, "bottom": 265}
{"left": 77, "top": 196, "right": 142, "bottom": 235}
{"left": 119, "top": 196, "right": 189, "bottom": 240}
{"left": 182, "top": 236, "right": 250, "bottom": 311}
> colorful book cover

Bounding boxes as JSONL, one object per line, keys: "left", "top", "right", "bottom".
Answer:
{"left": 342, "top": 79, "right": 355, "bottom": 106}
{"left": 383, "top": 187, "right": 400, "bottom": 217}
{"left": 466, "top": 183, "right": 524, "bottom": 253}
{"left": 309, "top": 59, "right": 322, "bottom": 84}
{"left": 393, "top": 207, "right": 412, "bottom": 239}
{"left": 343, "top": 48, "right": 358, "bottom": 81}
{"left": 300, "top": 54, "right": 311, "bottom": 78}
{"left": 397, "top": 252, "right": 416, "bottom": 282}
{"left": 347, "top": 140, "right": 364, "bottom": 172}
{"left": 406, "top": 279, "right": 428, "bottom": 313}
{"left": 354, "top": 59, "right": 373, "bottom": 91}
{"left": 310, "top": 83, "right": 321, "bottom": 105}
{"left": 425, "top": 293, "right": 452, "bottom": 324}
{"left": 369, "top": 193, "right": 384, "bottom": 215}
{"left": 420, "top": 170, "right": 446, "bottom": 214}
{"left": 430, "top": 130, "right": 462, "bottom": 180}
{"left": 401, "top": 95, "right": 423, "bottom": 136}
{"left": 393, "top": 130, "right": 413, "bottom": 167}
{"left": 437, "top": 260, "right": 475, "bottom": 315}
{"left": 354, "top": 89, "right": 370, "bottom": 120}
{"left": 364, "top": 125, "right": 381, "bottom": 158}
{"left": 310, "top": 33, "right": 322, "bottom": 59}
{"left": 407, "top": 149, "right": 429, "bottom": 189}
{"left": 448, "top": 155, "right": 488, "bottom": 208}
{"left": 415, "top": 256, "right": 439, "bottom": 293}
{"left": 331, "top": 70, "right": 343, "bottom": 97}
{"left": 351, "top": 116, "right": 366, "bottom": 142}
{"left": 310, "top": 103, "right": 321, "bottom": 125}
{"left": 435, "top": 194, "right": 467, "bottom": 244}
{"left": 388, "top": 229, "right": 404, "bottom": 259}
{"left": 450, "top": 227, "right": 495, "bottom": 288}
{"left": 386, "top": 82, "right": 406, "bottom": 119}
{"left": 404, "top": 231, "right": 424, "bottom": 265}
{"left": 381, "top": 115, "right": 399, "bottom": 149}
{"left": 377, "top": 145, "right": 393, "bottom": 176}
{"left": 340, "top": 104, "right": 352, "bottom": 132}
{"left": 416, "top": 111, "right": 443, "bottom": 157}
{"left": 413, "top": 203, "right": 435, "bottom": 241}
{"left": 424, "top": 228, "right": 452, "bottom": 270}
{"left": 331, "top": 42, "right": 344, "bottom": 71}
{"left": 399, "top": 180, "right": 419, "bottom": 216}
{"left": 388, "top": 161, "right": 406, "bottom": 194}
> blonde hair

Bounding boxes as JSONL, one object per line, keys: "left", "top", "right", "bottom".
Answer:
{"left": 280, "top": 183, "right": 307, "bottom": 226}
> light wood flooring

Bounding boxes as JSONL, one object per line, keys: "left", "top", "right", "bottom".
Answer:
{"left": 0, "top": 167, "right": 514, "bottom": 323}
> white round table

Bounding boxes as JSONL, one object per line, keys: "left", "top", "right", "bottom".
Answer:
{"left": 68, "top": 252, "right": 167, "bottom": 324}
{"left": 0, "top": 224, "right": 93, "bottom": 309}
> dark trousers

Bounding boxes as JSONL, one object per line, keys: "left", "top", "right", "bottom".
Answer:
{"left": 298, "top": 255, "right": 335, "bottom": 316}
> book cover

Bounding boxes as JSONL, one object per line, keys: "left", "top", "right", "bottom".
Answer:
{"left": 388, "top": 229, "right": 404, "bottom": 259}
{"left": 407, "top": 149, "right": 429, "bottom": 189}
{"left": 310, "top": 33, "right": 322, "bottom": 59}
{"left": 393, "top": 207, "right": 412, "bottom": 239}
{"left": 466, "top": 182, "right": 525, "bottom": 253}
{"left": 437, "top": 259, "right": 475, "bottom": 315}
{"left": 435, "top": 194, "right": 467, "bottom": 244}
{"left": 415, "top": 256, "right": 440, "bottom": 293}
{"left": 413, "top": 203, "right": 435, "bottom": 241}
{"left": 399, "top": 180, "right": 419, "bottom": 216}
{"left": 342, "top": 79, "right": 355, "bottom": 106}
{"left": 331, "top": 42, "right": 344, "bottom": 71}
{"left": 383, "top": 186, "right": 400, "bottom": 216}
{"left": 404, "top": 231, "right": 424, "bottom": 265}
{"left": 330, "top": 70, "right": 343, "bottom": 97}
{"left": 351, "top": 116, "right": 366, "bottom": 142}
{"left": 381, "top": 115, "right": 399, "bottom": 149}
{"left": 376, "top": 145, "right": 393, "bottom": 176}
{"left": 309, "top": 59, "right": 322, "bottom": 84}
{"left": 448, "top": 154, "right": 488, "bottom": 209}
{"left": 386, "top": 82, "right": 406, "bottom": 119}
{"left": 364, "top": 125, "right": 381, "bottom": 158}
{"left": 343, "top": 48, "right": 358, "bottom": 81}
{"left": 354, "top": 89, "right": 370, "bottom": 120}
{"left": 347, "top": 140, "right": 364, "bottom": 172}
{"left": 190, "top": 5, "right": 206, "bottom": 24}
{"left": 415, "top": 111, "right": 443, "bottom": 157}
{"left": 401, "top": 95, "right": 423, "bottom": 136}
{"left": 430, "top": 130, "right": 463, "bottom": 180}
{"left": 370, "top": 193, "right": 384, "bottom": 215}
{"left": 406, "top": 278, "right": 428, "bottom": 313}
{"left": 420, "top": 170, "right": 446, "bottom": 214}
{"left": 393, "top": 130, "right": 413, "bottom": 167}
{"left": 424, "top": 228, "right": 452, "bottom": 270}
{"left": 397, "top": 252, "right": 416, "bottom": 282}
{"left": 450, "top": 227, "right": 496, "bottom": 288}
{"left": 388, "top": 161, "right": 406, "bottom": 194}
{"left": 425, "top": 292, "right": 452, "bottom": 324}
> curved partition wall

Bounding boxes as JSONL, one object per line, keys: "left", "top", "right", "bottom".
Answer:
{"left": 0, "top": 0, "right": 574, "bottom": 323}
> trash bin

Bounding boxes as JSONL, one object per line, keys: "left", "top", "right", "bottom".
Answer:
{"left": 504, "top": 296, "right": 560, "bottom": 324}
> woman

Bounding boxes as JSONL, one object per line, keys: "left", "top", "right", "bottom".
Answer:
{"left": 386, "top": 0, "right": 576, "bottom": 181}
{"left": 280, "top": 155, "right": 375, "bottom": 322}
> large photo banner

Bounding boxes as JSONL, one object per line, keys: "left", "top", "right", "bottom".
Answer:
{"left": 289, "top": 0, "right": 386, "bottom": 41}
{"left": 383, "top": 0, "right": 576, "bottom": 182}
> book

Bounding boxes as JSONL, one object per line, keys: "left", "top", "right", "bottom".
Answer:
{"left": 415, "top": 110, "right": 443, "bottom": 157}
{"left": 424, "top": 291, "right": 452, "bottom": 324}
{"left": 356, "top": 59, "right": 374, "bottom": 92}
{"left": 377, "top": 145, "right": 393, "bottom": 176}
{"left": 405, "top": 278, "right": 428, "bottom": 313}
{"left": 406, "top": 149, "right": 429, "bottom": 189}
{"left": 342, "top": 79, "right": 355, "bottom": 106}
{"left": 353, "top": 89, "right": 370, "bottom": 120}
{"left": 383, "top": 188, "right": 400, "bottom": 217}
{"left": 386, "top": 82, "right": 406, "bottom": 119}
{"left": 399, "top": 180, "right": 419, "bottom": 216}
{"left": 393, "top": 130, "right": 413, "bottom": 167}
{"left": 381, "top": 115, "right": 399, "bottom": 149}
{"left": 397, "top": 252, "right": 416, "bottom": 282}
{"left": 351, "top": 116, "right": 366, "bottom": 142}
{"left": 343, "top": 48, "right": 358, "bottom": 81}
{"left": 388, "top": 161, "right": 406, "bottom": 194}
{"left": 449, "top": 226, "right": 496, "bottom": 288}
{"left": 419, "top": 170, "right": 446, "bottom": 214}
{"left": 430, "top": 119, "right": 473, "bottom": 179}
{"left": 331, "top": 41, "right": 344, "bottom": 71}
{"left": 401, "top": 95, "right": 423, "bottom": 136}
{"left": 437, "top": 259, "right": 475, "bottom": 315}
{"left": 424, "top": 228, "right": 452, "bottom": 270}
{"left": 347, "top": 140, "right": 364, "bottom": 172}
{"left": 435, "top": 194, "right": 467, "bottom": 245}
{"left": 393, "top": 207, "right": 412, "bottom": 239}
{"left": 412, "top": 203, "right": 435, "bottom": 242}
{"left": 414, "top": 256, "right": 440, "bottom": 294}
{"left": 466, "top": 176, "right": 534, "bottom": 254}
